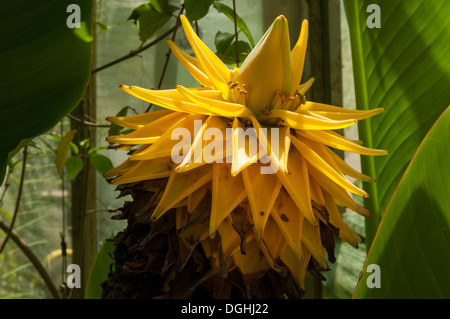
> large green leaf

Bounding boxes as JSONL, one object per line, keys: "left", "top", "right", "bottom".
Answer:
{"left": 85, "top": 240, "right": 115, "bottom": 299}
{"left": 344, "top": 0, "right": 450, "bottom": 244}
{"left": 353, "top": 106, "right": 450, "bottom": 298}
{"left": 0, "top": 1, "right": 93, "bottom": 184}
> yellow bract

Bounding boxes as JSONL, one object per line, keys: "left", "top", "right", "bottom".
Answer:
{"left": 106, "top": 14, "right": 388, "bottom": 292}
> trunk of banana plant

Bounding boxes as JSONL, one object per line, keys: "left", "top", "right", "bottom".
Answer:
{"left": 101, "top": 0, "right": 342, "bottom": 299}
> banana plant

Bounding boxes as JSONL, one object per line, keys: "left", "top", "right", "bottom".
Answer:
{"left": 344, "top": 0, "right": 450, "bottom": 298}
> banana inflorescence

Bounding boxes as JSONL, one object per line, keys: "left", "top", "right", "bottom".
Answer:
{"left": 105, "top": 15, "right": 388, "bottom": 295}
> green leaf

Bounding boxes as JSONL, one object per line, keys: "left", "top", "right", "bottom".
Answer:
{"left": 214, "top": 31, "right": 235, "bottom": 54}
{"left": 129, "top": 3, "right": 172, "bottom": 42}
{"left": 0, "top": 1, "right": 93, "bottom": 185}
{"left": 89, "top": 153, "right": 114, "bottom": 177}
{"left": 55, "top": 129, "right": 77, "bottom": 176}
{"left": 185, "top": 0, "right": 214, "bottom": 21}
{"left": 213, "top": 2, "right": 255, "bottom": 47}
{"left": 353, "top": 106, "right": 450, "bottom": 298}
{"left": 149, "top": 0, "right": 171, "bottom": 14}
{"left": 85, "top": 240, "right": 115, "bottom": 299}
{"left": 217, "top": 40, "right": 251, "bottom": 66}
{"left": 65, "top": 156, "right": 84, "bottom": 181}
{"left": 344, "top": 0, "right": 450, "bottom": 244}
{"left": 128, "top": 3, "right": 151, "bottom": 23}
{"left": 49, "top": 133, "right": 79, "bottom": 155}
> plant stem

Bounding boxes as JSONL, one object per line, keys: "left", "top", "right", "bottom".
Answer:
{"left": 0, "top": 217, "right": 61, "bottom": 299}
{"left": 0, "top": 146, "right": 28, "bottom": 255}
{"left": 67, "top": 114, "right": 110, "bottom": 128}
{"left": 91, "top": 25, "right": 177, "bottom": 74}
{"left": 232, "top": 0, "right": 240, "bottom": 67}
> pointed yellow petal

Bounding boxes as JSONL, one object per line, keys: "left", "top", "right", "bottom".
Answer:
{"left": 166, "top": 39, "right": 213, "bottom": 88}
{"left": 265, "top": 109, "right": 357, "bottom": 130}
{"left": 301, "top": 215, "right": 328, "bottom": 269}
{"left": 175, "top": 115, "right": 230, "bottom": 173}
{"left": 231, "top": 118, "right": 260, "bottom": 176}
{"left": 280, "top": 244, "right": 310, "bottom": 291}
{"left": 218, "top": 217, "right": 246, "bottom": 257}
{"left": 109, "top": 156, "right": 175, "bottom": 185}
{"left": 292, "top": 136, "right": 368, "bottom": 198}
{"left": 309, "top": 177, "right": 325, "bottom": 209}
{"left": 302, "top": 102, "right": 385, "bottom": 121}
{"left": 272, "top": 188, "right": 304, "bottom": 259}
{"left": 298, "top": 129, "right": 389, "bottom": 156}
{"left": 129, "top": 113, "right": 207, "bottom": 161}
{"left": 106, "top": 109, "right": 173, "bottom": 130}
{"left": 174, "top": 115, "right": 211, "bottom": 172}
{"left": 241, "top": 163, "right": 282, "bottom": 241}
{"left": 300, "top": 136, "right": 347, "bottom": 178}
{"left": 210, "top": 163, "right": 247, "bottom": 236}
{"left": 291, "top": 19, "right": 308, "bottom": 93}
{"left": 152, "top": 165, "right": 212, "bottom": 221}
{"left": 321, "top": 188, "right": 361, "bottom": 247}
{"left": 249, "top": 117, "right": 290, "bottom": 175}
{"left": 297, "top": 77, "right": 314, "bottom": 95}
{"left": 232, "top": 239, "right": 270, "bottom": 277}
{"left": 106, "top": 112, "right": 186, "bottom": 145}
{"left": 324, "top": 147, "right": 376, "bottom": 182}
{"left": 307, "top": 164, "right": 370, "bottom": 217}
{"left": 180, "top": 15, "right": 230, "bottom": 96}
{"left": 276, "top": 147, "right": 316, "bottom": 225}
{"left": 258, "top": 217, "right": 287, "bottom": 272}
{"left": 120, "top": 85, "right": 214, "bottom": 115}
{"left": 304, "top": 102, "right": 384, "bottom": 115}
{"left": 176, "top": 85, "right": 254, "bottom": 118}
{"left": 187, "top": 183, "right": 209, "bottom": 214}
{"left": 104, "top": 158, "right": 138, "bottom": 179}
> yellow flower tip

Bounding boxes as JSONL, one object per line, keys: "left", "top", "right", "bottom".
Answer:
{"left": 276, "top": 15, "right": 287, "bottom": 22}
{"left": 236, "top": 14, "right": 293, "bottom": 115}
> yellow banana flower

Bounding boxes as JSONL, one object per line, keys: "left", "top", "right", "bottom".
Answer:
{"left": 106, "top": 15, "right": 388, "bottom": 293}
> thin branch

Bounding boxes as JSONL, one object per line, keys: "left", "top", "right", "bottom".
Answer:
{"left": 37, "top": 136, "right": 56, "bottom": 153}
{"left": 0, "top": 146, "right": 28, "bottom": 255}
{"left": 232, "top": 0, "right": 240, "bottom": 67}
{"left": 66, "top": 114, "right": 110, "bottom": 128}
{"left": 0, "top": 168, "right": 11, "bottom": 206}
{"left": 91, "top": 25, "right": 177, "bottom": 74}
{"left": 0, "top": 217, "right": 61, "bottom": 299}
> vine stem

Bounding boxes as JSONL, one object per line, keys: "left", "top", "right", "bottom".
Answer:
{"left": 0, "top": 146, "right": 28, "bottom": 255}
